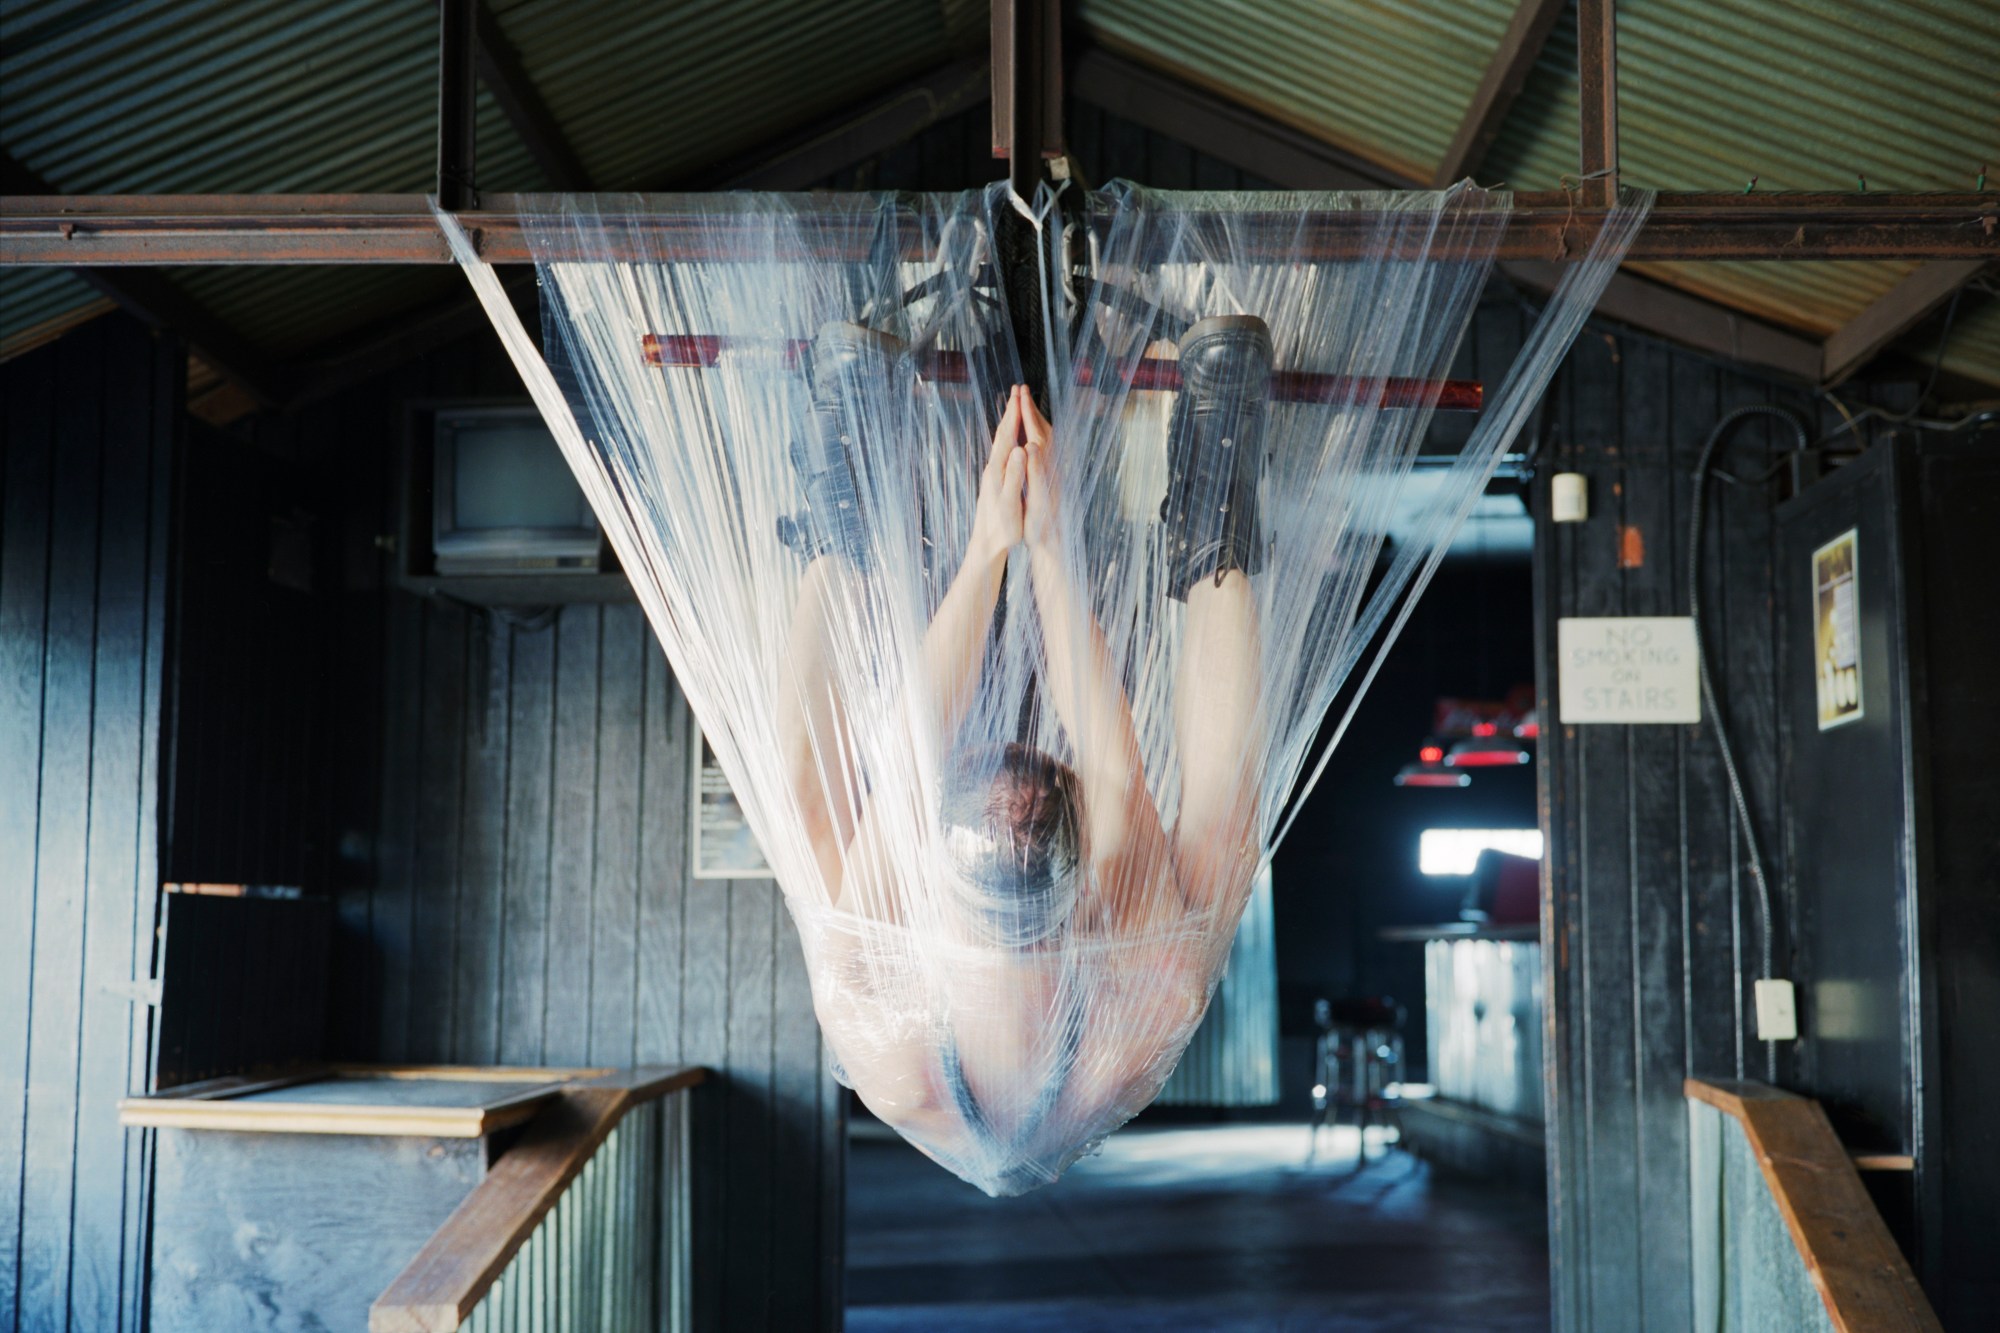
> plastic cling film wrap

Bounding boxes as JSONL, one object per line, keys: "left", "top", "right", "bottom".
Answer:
{"left": 440, "top": 182, "right": 1650, "bottom": 1194}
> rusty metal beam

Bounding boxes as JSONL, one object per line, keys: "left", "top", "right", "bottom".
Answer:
{"left": 1820, "top": 260, "right": 1990, "bottom": 386}
{"left": 1433, "top": 0, "right": 1568, "bottom": 187}
{"left": 1576, "top": 0, "right": 1619, "bottom": 205}
{"left": 473, "top": 0, "right": 588, "bottom": 190}
{"left": 4, "top": 191, "right": 1995, "bottom": 265}
{"left": 0, "top": 155, "right": 289, "bottom": 402}
{"left": 1069, "top": 53, "right": 1837, "bottom": 382}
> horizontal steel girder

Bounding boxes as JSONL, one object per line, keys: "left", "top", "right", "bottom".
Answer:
{"left": 2, "top": 192, "right": 1995, "bottom": 264}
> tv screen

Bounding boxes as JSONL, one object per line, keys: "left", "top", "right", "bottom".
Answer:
{"left": 432, "top": 408, "right": 600, "bottom": 574}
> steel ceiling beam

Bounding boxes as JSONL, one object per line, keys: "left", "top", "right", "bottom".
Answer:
{"left": 1575, "top": 0, "right": 1619, "bottom": 206}
{"left": 1432, "top": 0, "right": 1569, "bottom": 188}
{"left": 991, "top": 0, "right": 1063, "bottom": 197}
{"left": 436, "top": 0, "right": 479, "bottom": 210}
{"left": 4, "top": 192, "right": 1993, "bottom": 265}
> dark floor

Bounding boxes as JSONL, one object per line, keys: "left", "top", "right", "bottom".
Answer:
{"left": 846, "top": 1124, "right": 1552, "bottom": 1332}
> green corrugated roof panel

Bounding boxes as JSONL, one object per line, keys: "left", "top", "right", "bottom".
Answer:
{"left": 1, "top": 1, "right": 544, "bottom": 358}
{"left": 1904, "top": 293, "right": 2000, "bottom": 389}
{"left": 1080, "top": 0, "right": 1999, "bottom": 384}
{"left": 490, "top": 0, "right": 986, "bottom": 189}
{"left": 0, "top": 267, "right": 111, "bottom": 355}
{"left": 1078, "top": 0, "right": 1517, "bottom": 183}
{"left": 2, "top": 0, "right": 539, "bottom": 192}
{"left": 1479, "top": 0, "right": 1995, "bottom": 346}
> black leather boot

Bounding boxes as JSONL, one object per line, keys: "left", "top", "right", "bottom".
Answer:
{"left": 1160, "top": 314, "right": 1274, "bottom": 600}
{"left": 776, "top": 322, "right": 911, "bottom": 570}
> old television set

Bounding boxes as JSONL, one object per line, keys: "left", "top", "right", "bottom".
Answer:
{"left": 431, "top": 406, "right": 600, "bottom": 575}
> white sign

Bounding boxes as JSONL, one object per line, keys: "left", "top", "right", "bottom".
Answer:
{"left": 1557, "top": 616, "right": 1701, "bottom": 724}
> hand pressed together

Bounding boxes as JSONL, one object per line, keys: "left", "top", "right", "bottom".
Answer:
{"left": 969, "top": 385, "right": 1028, "bottom": 564}
{"left": 970, "top": 384, "right": 1062, "bottom": 566}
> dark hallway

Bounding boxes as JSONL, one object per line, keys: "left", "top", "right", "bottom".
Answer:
{"left": 847, "top": 1126, "right": 1551, "bottom": 1332}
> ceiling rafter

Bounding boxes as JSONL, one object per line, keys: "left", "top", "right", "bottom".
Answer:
{"left": 1, "top": 153, "right": 290, "bottom": 406}
{"left": 1432, "top": 0, "right": 1569, "bottom": 189}
{"left": 1820, "top": 260, "right": 1990, "bottom": 386}
{"left": 1070, "top": 49, "right": 1830, "bottom": 382}
{"left": 280, "top": 57, "right": 993, "bottom": 416}
{"left": 1575, "top": 0, "right": 1619, "bottom": 207}
{"left": 472, "top": 0, "right": 590, "bottom": 191}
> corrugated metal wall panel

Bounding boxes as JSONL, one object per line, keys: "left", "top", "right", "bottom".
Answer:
{"left": 1157, "top": 868, "right": 1280, "bottom": 1106}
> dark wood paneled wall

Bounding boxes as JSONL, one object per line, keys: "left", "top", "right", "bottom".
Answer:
{"left": 344, "top": 598, "right": 842, "bottom": 1331}
{"left": 1532, "top": 337, "right": 1905, "bottom": 1330}
{"left": 160, "top": 424, "right": 329, "bottom": 887}
{"left": 0, "top": 315, "right": 179, "bottom": 1333}
{"left": 222, "top": 321, "right": 846, "bottom": 1328}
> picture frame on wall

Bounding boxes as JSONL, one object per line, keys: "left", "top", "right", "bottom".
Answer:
{"left": 690, "top": 729, "right": 772, "bottom": 879}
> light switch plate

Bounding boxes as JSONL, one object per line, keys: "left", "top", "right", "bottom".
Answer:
{"left": 1754, "top": 978, "right": 1798, "bottom": 1042}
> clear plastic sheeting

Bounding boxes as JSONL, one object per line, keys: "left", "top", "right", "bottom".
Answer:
{"left": 441, "top": 182, "right": 1649, "bottom": 1195}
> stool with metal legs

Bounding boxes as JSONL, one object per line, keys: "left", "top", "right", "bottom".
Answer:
{"left": 1307, "top": 996, "right": 1406, "bottom": 1167}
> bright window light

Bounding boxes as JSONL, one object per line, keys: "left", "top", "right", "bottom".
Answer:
{"left": 1419, "top": 828, "right": 1543, "bottom": 876}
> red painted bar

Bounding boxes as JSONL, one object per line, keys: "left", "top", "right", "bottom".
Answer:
{"left": 640, "top": 335, "right": 1482, "bottom": 411}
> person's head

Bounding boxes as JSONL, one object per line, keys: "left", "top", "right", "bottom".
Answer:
{"left": 938, "top": 742, "right": 1082, "bottom": 948}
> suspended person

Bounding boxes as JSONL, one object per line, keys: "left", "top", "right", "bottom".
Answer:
{"left": 774, "top": 316, "right": 1273, "bottom": 1193}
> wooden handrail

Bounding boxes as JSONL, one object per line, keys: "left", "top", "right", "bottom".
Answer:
{"left": 370, "top": 1065, "right": 706, "bottom": 1333}
{"left": 1684, "top": 1078, "right": 1940, "bottom": 1333}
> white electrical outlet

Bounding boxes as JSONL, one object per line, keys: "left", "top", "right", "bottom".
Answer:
{"left": 1754, "top": 978, "right": 1797, "bottom": 1042}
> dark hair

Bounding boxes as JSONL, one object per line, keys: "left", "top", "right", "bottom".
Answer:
{"left": 939, "top": 743, "right": 1082, "bottom": 945}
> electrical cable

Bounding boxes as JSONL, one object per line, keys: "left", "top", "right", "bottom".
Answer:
{"left": 1688, "top": 404, "right": 1807, "bottom": 1078}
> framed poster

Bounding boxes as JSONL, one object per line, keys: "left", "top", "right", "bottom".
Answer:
{"left": 1812, "top": 529, "right": 1863, "bottom": 730}
{"left": 691, "top": 729, "right": 772, "bottom": 879}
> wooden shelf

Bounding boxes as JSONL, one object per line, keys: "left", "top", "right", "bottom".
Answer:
{"left": 119, "top": 1063, "right": 611, "bottom": 1138}
{"left": 395, "top": 571, "right": 635, "bottom": 607}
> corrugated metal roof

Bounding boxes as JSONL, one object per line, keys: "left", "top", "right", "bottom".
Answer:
{"left": 0, "top": 267, "right": 112, "bottom": 357}
{"left": 1078, "top": 0, "right": 1516, "bottom": 185}
{"left": 491, "top": 0, "right": 985, "bottom": 189}
{"left": 1477, "top": 0, "right": 1992, "bottom": 355}
{"left": 1079, "top": 0, "right": 2000, "bottom": 385}
{"left": 0, "top": 0, "right": 982, "bottom": 357}
{"left": 3, "top": 0, "right": 1992, "bottom": 386}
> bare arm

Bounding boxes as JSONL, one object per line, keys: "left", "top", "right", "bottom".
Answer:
{"left": 1018, "top": 394, "right": 1167, "bottom": 917}
{"left": 833, "top": 389, "right": 1028, "bottom": 919}
{"left": 921, "top": 386, "right": 1024, "bottom": 740}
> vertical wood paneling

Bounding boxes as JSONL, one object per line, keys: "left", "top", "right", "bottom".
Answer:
{"left": 1537, "top": 322, "right": 1836, "bottom": 1332}
{"left": 0, "top": 316, "right": 177, "bottom": 1333}
{"left": 0, "top": 312, "right": 56, "bottom": 1333}
{"left": 499, "top": 623, "right": 556, "bottom": 1065}
{"left": 587, "top": 606, "right": 645, "bottom": 1066}
{"left": 409, "top": 604, "right": 468, "bottom": 1053}
{"left": 543, "top": 607, "right": 600, "bottom": 1064}
{"left": 724, "top": 882, "right": 778, "bottom": 1332}
{"left": 1619, "top": 337, "right": 1692, "bottom": 1331}
{"left": 374, "top": 589, "right": 425, "bottom": 1061}
{"left": 342, "top": 594, "right": 836, "bottom": 1329}
{"left": 21, "top": 320, "right": 108, "bottom": 1328}
{"left": 455, "top": 616, "right": 511, "bottom": 1064}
